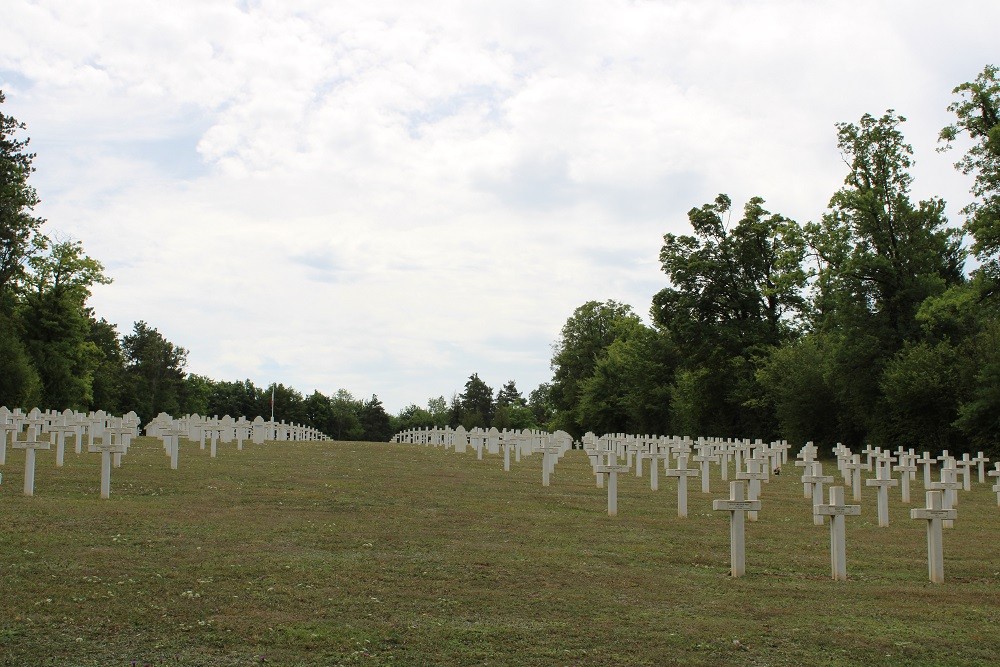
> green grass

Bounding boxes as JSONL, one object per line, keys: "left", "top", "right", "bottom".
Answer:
{"left": 1, "top": 437, "right": 999, "bottom": 666}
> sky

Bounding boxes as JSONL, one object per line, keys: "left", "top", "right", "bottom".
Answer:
{"left": 1, "top": 1, "right": 997, "bottom": 414}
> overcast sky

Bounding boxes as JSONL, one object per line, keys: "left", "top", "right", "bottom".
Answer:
{"left": 1, "top": 1, "right": 996, "bottom": 413}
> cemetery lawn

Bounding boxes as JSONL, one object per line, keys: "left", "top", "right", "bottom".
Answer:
{"left": 2, "top": 439, "right": 999, "bottom": 667}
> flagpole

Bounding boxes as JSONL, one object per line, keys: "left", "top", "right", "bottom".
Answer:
{"left": 270, "top": 386, "right": 275, "bottom": 422}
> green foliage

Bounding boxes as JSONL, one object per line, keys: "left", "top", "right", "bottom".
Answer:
{"left": 756, "top": 333, "right": 842, "bottom": 447}
{"left": 527, "top": 383, "right": 555, "bottom": 428}
{"left": 877, "top": 341, "right": 961, "bottom": 450}
{"left": 809, "top": 112, "right": 965, "bottom": 345}
{"left": 87, "top": 315, "right": 126, "bottom": 413}
{"left": 121, "top": 321, "right": 189, "bottom": 424}
{"left": 940, "top": 64, "right": 1000, "bottom": 288}
{"left": 458, "top": 372, "right": 494, "bottom": 428}
{"left": 0, "top": 89, "right": 46, "bottom": 295}
{"left": 550, "top": 300, "right": 644, "bottom": 436}
{"left": 576, "top": 326, "right": 678, "bottom": 436}
{"left": 359, "top": 394, "right": 392, "bottom": 441}
{"left": 0, "top": 307, "right": 41, "bottom": 407}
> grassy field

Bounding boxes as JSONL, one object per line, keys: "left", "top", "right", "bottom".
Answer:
{"left": 1, "top": 436, "right": 999, "bottom": 666}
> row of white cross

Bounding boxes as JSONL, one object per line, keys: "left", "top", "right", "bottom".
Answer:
{"left": 0, "top": 406, "right": 140, "bottom": 498}
{"left": 393, "top": 427, "right": 993, "bottom": 584}
{"left": 1, "top": 407, "right": 328, "bottom": 499}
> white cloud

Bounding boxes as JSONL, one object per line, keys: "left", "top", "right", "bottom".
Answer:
{"left": 1, "top": 0, "right": 996, "bottom": 412}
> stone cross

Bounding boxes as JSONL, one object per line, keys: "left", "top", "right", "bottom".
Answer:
{"left": 692, "top": 449, "right": 717, "bottom": 494}
{"left": 910, "top": 490, "right": 957, "bottom": 583}
{"left": 865, "top": 457, "right": 899, "bottom": 527}
{"left": 802, "top": 461, "right": 834, "bottom": 526}
{"left": 88, "top": 438, "right": 128, "bottom": 499}
{"left": 14, "top": 427, "right": 51, "bottom": 496}
{"left": 894, "top": 455, "right": 918, "bottom": 504}
{"left": 955, "top": 454, "right": 976, "bottom": 492}
{"left": 0, "top": 419, "right": 17, "bottom": 466}
{"left": 665, "top": 454, "right": 699, "bottom": 518}
{"left": 736, "top": 457, "right": 767, "bottom": 522}
{"left": 842, "top": 454, "right": 865, "bottom": 501}
{"left": 988, "top": 464, "right": 1000, "bottom": 507}
{"left": 928, "top": 465, "right": 961, "bottom": 528}
{"left": 972, "top": 452, "right": 990, "bottom": 484}
{"left": 916, "top": 451, "right": 936, "bottom": 488}
{"left": 596, "top": 463, "right": 632, "bottom": 516}
{"left": 644, "top": 449, "right": 669, "bottom": 491}
{"left": 712, "top": 480, "right": 761, "bottom": 577}
{"left": 814, "top": 486, "right": 861, "bottom": 581}
{"left": 795, "top": 443, "right": 818, "bottom": 499}
{"left": 49, "top": 417, "right": 78, "bottom": 468}
{"left": 502, "top": 437, "right": 513, "bottom": 471}
{"left": 538, "top": 442, "right": 561, "bottom": 487}
{"left": 586, "top": 448, "right": 610, "bottom": 488}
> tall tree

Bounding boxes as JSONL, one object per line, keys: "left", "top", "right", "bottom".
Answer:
{"left": 359, "top": 394, "right": 392, "bottom": 441}
{"left": 939, "top": 64, "right": 1000, "bottom": 292}
{"left": 799, "top": 112, "right": 965, "bottom": 447}
{"left": 654, "top": 195, "right": 807, "bottom": 437}
{"left": 0, "top": 90, "right": 46, "bottom": 297}
{"left": 550, "top": 300, "right": 644, "bottom": 436}
{"left": 458, "top": 373, "right": 494, "bottom": 428}
{"left": 122, "top": 321, "right": 188, "bottom": 424}
{"left": 20, "top": 240, "right": 111, "bottom": 409}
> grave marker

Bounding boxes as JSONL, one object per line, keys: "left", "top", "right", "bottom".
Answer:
{"left": 14, "top": 427, "right": 50, "bottom": 496}
{"left": 910, "top": 490, "right": 957, "bottom": 583}
{"left": 88, "top": 437, "right": 128, "bottom": 499}
{"left": 712, "top": 480, "right": 760, "bottom": 577}
{"left": 865, "top": 457, "right": 899, "bottom": 527}
{"left": 814, "top": 486, "right": 861, "bottom": 581}
{"left": 801, "top": 461, "right": 834, "bottom": 526}
{"left": 665, "top": 454, "right": 698, "bottom": 518}
{"left": 596, "top": 463, "right": 631, "bottom": 516}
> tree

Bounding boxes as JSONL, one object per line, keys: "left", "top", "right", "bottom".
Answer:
{"left": 87, "top": 315, "right": 126, "bottom": 413}
{"left": 550, "top": 300, "right": 644, "bottom": 436}
{"left": 329, "top": 389, "right": 364, "bottom": 440}
{"left": 458, "top": 373, "right": 494, "bottom": 428}
{"left": 527, "top": 383, "right": 555, "bottom": 428}
{"left": 122, "top": 321, "right": 188, "bottom": 424}
{"left": 0, "top": 312, "right": 41, "bottom": 407}
{"left": 395, "top": 403, "right": 435, "bottom": 431}
{"left": 939, "top": 64, "right": 1000, "bottom": 292}
{"left": 653, "top": 195, "right": 807, "bottom": 437}
{"left": 426, "top": 395, "right": 450, "bottom": 427}
{"left": 359, "top": 394, "right": 392, "bottom": 441}
{"left": 803, "top": 112, "right": 966, "bottom": 446}
{"left": 576, "top": 325, "right": 679, "bottom": 436}
{"left": 0, "top": 90, "right": 46, "bottom": 297}
{"left": 20, "top": 240, "right": 111, "bottom": 409}
{"left": 495, "top": 380, "right": 526, "bottom": 408}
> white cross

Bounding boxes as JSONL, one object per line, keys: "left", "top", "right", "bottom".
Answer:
{"left": 595, "top": 463, "right": 632, "bottom": 516}
{"left": 88, "top": 438, "right": 128, "bottom": 499}
{"left": 712, "top": 480, "right": 761, "bottom": 577}
{"left": 814, "top": 485, "right": 861, "bottom": 581}
{"left": 972, "top": 452, "right": 990, "bottom": 484}
{"left": 842, "top": 454, "right": 865, "bottom": 501}
{"left": 736, "top": 457, "right": 767, "bottom": 522}
{"left": 665, "top": 454, "right": 698, "bottom": 518}
{"left": 988, "top": 464, "right": 1000, "bottom": 507}
{"left": 928, "top": 464, "right": 960, "bottom": 528}
{"left": 865, "top": 457, "right": 899, "bottom": 527}
{"left": 14, "top": 427, "right": 51, "bottom": 496}
{"left": 801, "top": 461, "right": 834, "bottom": 526}
{"left": 911, "top": 490, "right": 957, "bottom": 583}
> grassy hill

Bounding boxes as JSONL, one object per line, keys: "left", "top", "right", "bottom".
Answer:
{"left": 2, "top": 437, "right": 998, "bottom": 666}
